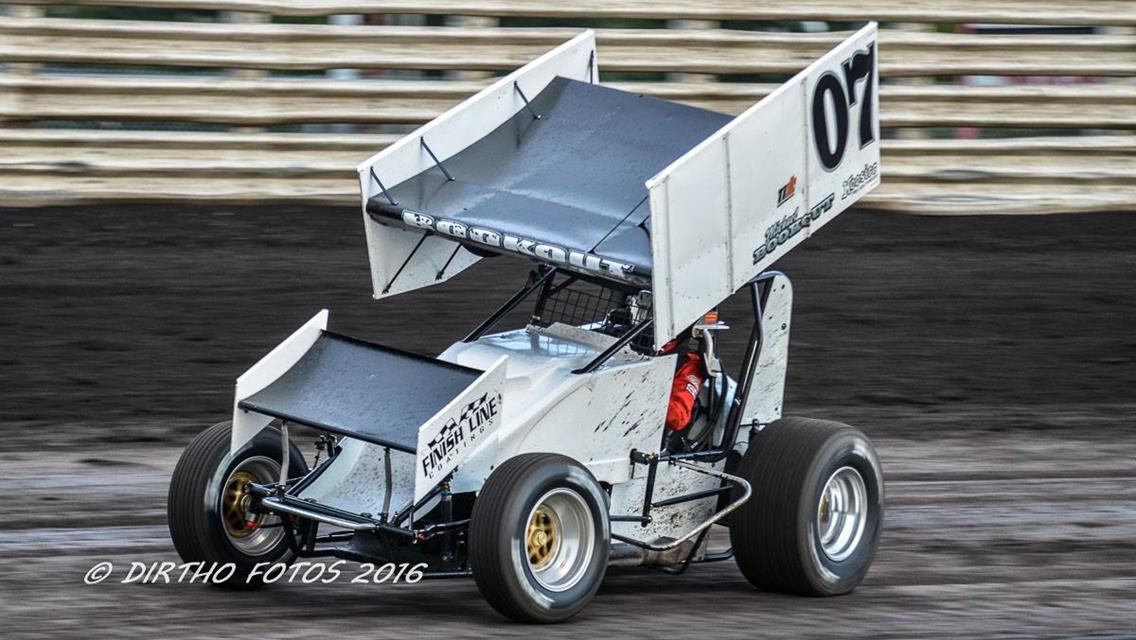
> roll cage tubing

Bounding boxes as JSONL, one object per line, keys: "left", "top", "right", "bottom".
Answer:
{"left": 464, "top": 267, "right": 777, "bottom": 458}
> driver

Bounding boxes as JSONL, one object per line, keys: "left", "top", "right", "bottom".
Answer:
{"left": 660, "top": 328, "right": 707, "bottom": 432}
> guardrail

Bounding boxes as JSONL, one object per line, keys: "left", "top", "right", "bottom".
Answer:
{"left": 1, "top": 1, "right": 1133, "bottom": 213}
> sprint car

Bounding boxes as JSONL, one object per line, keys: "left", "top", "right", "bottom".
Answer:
{"left": 168, "top": 24, "right": 885, "bottom": 623}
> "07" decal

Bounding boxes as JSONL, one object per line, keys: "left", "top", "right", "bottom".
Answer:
{"left": 811, "top": 42, "right": 877, "bottom": 171}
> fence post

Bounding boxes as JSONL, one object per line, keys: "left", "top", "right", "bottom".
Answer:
{"left": 892, "top": 22, "right": 934, "bottom": 140}
{"left": 1112, "top": 26, "right": 1136, "bottom": 136}
{"left": 4, "top": 5, "right": 45, "bottom": 129}
{"left": 7, "top": 5, "right": 45, "bottom": 76}
{"left": 224, "top": 11, "right": 271, "bottom": 133}
{"left": 445, "top": 15, "right": 499, "bottom": 81}
{"left": 666, "top": 19, "right": 719, "bottom": 84}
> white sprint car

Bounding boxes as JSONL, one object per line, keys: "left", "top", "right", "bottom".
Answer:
{"left": 168, "top": 23, "right": 884, "bottom": 623}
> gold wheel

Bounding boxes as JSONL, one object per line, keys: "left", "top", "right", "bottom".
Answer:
{"left": 522, "top": 488, "right": 594, "bottom": 592}
{"left": 217, "top": 456, "right": 285, "bottom": 556}
{"left": 221, "top": 470, "right": 259, "bottom": 539}
{"left": 527, "top": 507, "right": 559, "bottom": 569}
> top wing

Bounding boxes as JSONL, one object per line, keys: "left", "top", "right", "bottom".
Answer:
{"left": 357, "top": 31, "right": 598, "bottom": 299}
{"left": 355, "top": 25, "right": 881, "bottom": 353}
{"left": 647, "top": 23, "right": 880, "bottom": 349}
{"left": 363, "top": 76, "right": 728, "bottom": 287}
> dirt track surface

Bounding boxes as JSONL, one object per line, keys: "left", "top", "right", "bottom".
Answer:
{"left": 1, "top": 206, "right": 1135, "bottom": 638}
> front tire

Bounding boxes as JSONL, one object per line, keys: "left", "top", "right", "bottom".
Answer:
{"left": 469, "top": 453, "right": 610, "bottom": 623}
{"left": 167, "top": 420, "right": 310, "bottom": 586}
{"left": 729, "top": 417, "right": 884, "bottom": 596}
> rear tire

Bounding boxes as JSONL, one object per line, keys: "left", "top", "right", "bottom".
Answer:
{"left": 167, "top": 420, "right": 310, "bottom": 587}
{"left": 469, "top": 453, "right": 610, "bottom": 623}
{"left": 729, "top": 417, "right": 883, "bottom": 595}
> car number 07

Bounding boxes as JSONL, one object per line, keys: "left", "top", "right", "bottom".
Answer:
{"left": 811, "top": 42, "right": 877, "bottom": 171}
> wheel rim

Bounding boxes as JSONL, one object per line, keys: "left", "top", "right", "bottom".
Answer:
{"left": 524, "top": 488, "right": 595, "bottom": 592}
{"left": 816, "top": 466, "right": 868, "bottom": 562}
{"left": 220, "top": 456, "right": 285, "bottom": 556}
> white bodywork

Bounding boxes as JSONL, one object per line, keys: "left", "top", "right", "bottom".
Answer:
{"left": 741, "top": 273, "right": 793, "bottom": 426}
{"left": 438, "top": 325, "right": 673, "bottom": 491}
{"left": 356, "top": 30, "right": 597, "bottom": 299}
{"left": 648, "top": 23, "right": 880, "bottom": 349}
{"left": 413, "top": 356, "right": 507, "bottom": 501}
{"left": 298, "top": 439, "right": 416, "bottom": 518}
